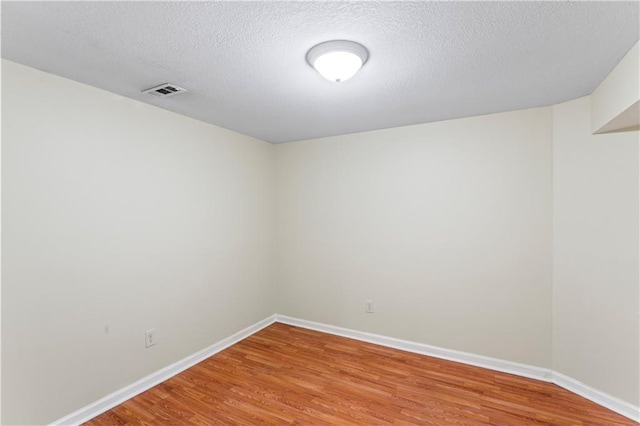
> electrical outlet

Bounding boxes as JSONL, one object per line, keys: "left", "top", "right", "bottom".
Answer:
{"left": 145, "top": 329, "right": 156, "bottom": 348}
{"left": 365, "top": 300, "right": 374, "bottom": 313}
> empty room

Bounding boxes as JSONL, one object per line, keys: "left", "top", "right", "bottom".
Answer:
{"left": 2, "top": 1, "right": 639, "bottom": 425}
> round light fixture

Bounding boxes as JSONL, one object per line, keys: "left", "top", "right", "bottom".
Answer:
{"left": 306, "top": 40, "right": 369, "bottom": 83}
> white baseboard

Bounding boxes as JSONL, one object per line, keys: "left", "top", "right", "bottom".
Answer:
{"left": 552, "top": 372, "right": 640, "bottom": 423}
{"left": 275, "top": 315, "right": 640, "bottom": 424}
{"left": 50, "top": 315, "right": 277, "bottom": 426}
{"left": 275, "top": 315, "right": 553, "bottom": 382}
{"left": 50, "top": 314, "right": 640, "bottom": 425}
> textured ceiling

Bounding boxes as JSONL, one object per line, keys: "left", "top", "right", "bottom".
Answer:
{"left": 2, "top": 2, "right": 639, "bottom": 143}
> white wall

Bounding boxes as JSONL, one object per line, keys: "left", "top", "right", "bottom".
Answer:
{"left": 1, "top": 60, "right": 276, "bottom": 425}
{"left": 553, "top": 96, "right": 640, "bottom": 405}
{"left": 591, "top": 41, "right": 640, "bottom": 133}
{"left": 276, "top": 107, "right": 553, "bottom": 368}
{"left": 4, "top": 51, "right": 640, "bottom": 424}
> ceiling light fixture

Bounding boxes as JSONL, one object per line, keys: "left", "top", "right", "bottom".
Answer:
{"left": 306, "top": 40, "right": 369, "bottom": 83}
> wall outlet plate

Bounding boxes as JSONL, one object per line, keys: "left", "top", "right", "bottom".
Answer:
{"left": 145, "top": 329, "right": 156, "bottom": 348}
{"left": 365, "top": 300, "right": 374, "bottom": 313}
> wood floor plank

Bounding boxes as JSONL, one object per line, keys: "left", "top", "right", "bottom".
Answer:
{"left": 85, "top": 323, "right": 637, "bottom": 425}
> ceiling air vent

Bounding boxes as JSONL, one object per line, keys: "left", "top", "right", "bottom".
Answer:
{"left": 142, "top": 83, "right": 186, "bottom": 97}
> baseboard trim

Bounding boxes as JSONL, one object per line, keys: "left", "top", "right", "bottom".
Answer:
{"left": 552, "top": 372, "right": 640, "bottom": 423}
{"left": 50, "top": 314, "right": 640, "bottom": 424}
{"left": 275, "top": 315, "right": 553, "bottom": 382}
{"left": 276, "top": 315, "right": 640, "bottom": 423}
{"left": 50, "top": 314, "right": 278, "bottom": 426}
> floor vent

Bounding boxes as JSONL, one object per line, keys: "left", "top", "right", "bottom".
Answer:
{"left": 142, "top": 83, "right": 186, "bottom": 97}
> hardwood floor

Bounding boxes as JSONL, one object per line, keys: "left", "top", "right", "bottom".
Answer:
{"left": 85, "top": 323, "right": 636, "bottom": 425}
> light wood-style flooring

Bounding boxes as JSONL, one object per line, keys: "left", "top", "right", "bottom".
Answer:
{"left": 85, "top": 323, "right": 636, "bottom": 425}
